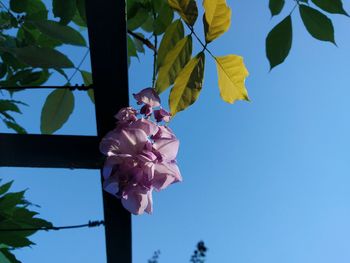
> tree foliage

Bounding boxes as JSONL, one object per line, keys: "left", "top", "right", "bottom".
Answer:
{"left": 0, "top": 180, "right": 52, "bottom": 263}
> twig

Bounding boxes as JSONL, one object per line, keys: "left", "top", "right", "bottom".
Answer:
{"left": 127, "top": 30, "right": 156, "bottom": 51}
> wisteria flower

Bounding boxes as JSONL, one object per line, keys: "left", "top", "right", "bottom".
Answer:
{"left": 100, "top": 88, "right": 181, "bottom": 215}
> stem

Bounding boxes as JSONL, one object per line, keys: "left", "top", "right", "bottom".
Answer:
{"left": 187, "top": 24, "right": 216, "bottom": 60}
{"left": 152, "top": 34, "right": 158, "bottom": 88}
{"left": 151, "top": 5, "right": 158, "bottom": 89}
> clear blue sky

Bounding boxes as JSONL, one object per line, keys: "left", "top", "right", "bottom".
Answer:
{"left": 1, "top": 0, "right": 350, "bottom": 262}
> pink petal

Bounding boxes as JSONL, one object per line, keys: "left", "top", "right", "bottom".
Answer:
{"left": 133, "top": 88, "right": 161, "bottom": 107}
{"left": 116, "top": 128, "right": 148, "bottom": 155}
{"left": 145, "top": 189, "right": 153, "bottom": 214}
{"left": 152, "top": 162, "right": 182, "bottom": 190}
{"left": 121, "top": 186, "right": 150, "bottom": 215}
{"left": 103, "top": 177, "right": 119, "bottom": 196}
{"left": 153, "top": 138, "right": 179, "bottom": 161}
{"left": 129, "top": 118, "right": 159, "bottom": 136}
{"left": 154, "top": 108, "right": 171, "bottom": 122}
{"left": 152, "top": 126, "right": 176, "bottom": 140}
{"left": 114, "top": 107, "right": 137, "bottom": 122}
{"left": 99, "top": 129, "right": 120, "bottom": 155}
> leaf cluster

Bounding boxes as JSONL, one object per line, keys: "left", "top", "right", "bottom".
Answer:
{"left": 0, "top": 0, "right": 93, "bottom": 134}
{"left": 266, "top": 0, "right": 348, "bottom": 69}
{"left": 0, "top": 180, "right": 52, "bottom": 263}
{"left": 128, "top": 0, "right": 250, "bottom": 117}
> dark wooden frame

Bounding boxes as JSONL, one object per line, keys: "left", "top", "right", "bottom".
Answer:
{"left": 0, "top": 0, "right": 131, "bottom": 262}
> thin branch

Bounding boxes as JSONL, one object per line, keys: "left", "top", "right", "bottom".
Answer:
{"left": 127, "top": 30, "right": 156, "bottom": 51}
{"left": 0, "top": 220, "right": 105, "bottom": 232}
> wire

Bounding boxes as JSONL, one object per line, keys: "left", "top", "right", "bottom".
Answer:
{"left": 67, "top": 48, "right": 91, "bottom": 83}
{"left": 0, "top": 220, "right": 105, "bottom": 232}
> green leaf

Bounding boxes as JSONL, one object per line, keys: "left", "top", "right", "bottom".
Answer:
{"left": 0, "top": 112, "right": 15, "bottom": 122}
{"left": 154, "top": 1, "right": 174, "bottom": 35}
{"left": 80, "top": 70, "right": 92, "bottom": 86}
{"left": 0, "top": 232, "right": 34, "bottom": 249}
{"left": 299, "top": 5, "right": 335, "bottom": 43}
{"left": 203, "top": 0, "right": 231, "bottom": 43}
{"left": 80, "top": 70, "right": 94, "bottom": 103}
{"left": 40, "top": 89, "right": 75, "bottom": 134}
{"left": 0, "top": 182, "right": 13, "bottom": 196}
{"left": 0, "top": 191, "right": 25, "bottom": 211}
{"left": 76, "top": 0, "right": 87, "bottom": 24}
{"left": 215, "top": 54, "right": 249, "bottom": 104}
{"left": 157, "top": 19, "right": 184, "bottom": 69}
{"left": 25, "top": 0, "right": 48, "bottom": 21}
{"left": 4, "top": 120, "right": 27, "bottom": 134}
{"left": 10, "top": 0, "right": 47, "bottom": 20}
{"left": 31, "top": 20, "right": 86, "bottom": 46}
{"left": 0, "top": 248, "right": 21, "bottom": 263}
{"left": 52, "top": 0, "right": 76, "bottom": 25}
{"left": 5, "top": 46, "right": 74, "bottom": 68}
{"left": 269, "top": 0, "right": 285, "bottom": 16}
{"left": 141, "top": 16, "right": 155, "bottom": 32}
{"left": 266, "top": 15, "right": 292, "bottom": 69}
{"left": 0, "top": 63, "right": 7, "bottom": 79}
{"left": 155, "top": 35, "right": 192, "bottom": 94}
{"left": 133, "top": 33, "right": 145, "bottom": 53}
{"left": 169, "top": 52, "right": 205, "bottom": 115}
{"left": 25, "top": 70, "right": 50, "bottom": 86}
{"left": 72, "top": 11, "right": 86, "bottom": 27}
{"left": 0, "top": 100, "right": 21, "bottom": 113}
{"left": 168, "top": 0, "right": 198, "bottom": 26}
{"left": 10, "top": 0, "right": 27, "bottom": 13}
{"left": 127, "top": 7, "right": 149, "bottom": 31}
{"left": 127, "top": 36, "right": 138, "bottom": 58}
{"left": 311, "top": 0, "right": 348, "bottom": 16}
{"left": 54, "top": 68, "right": 69, "bottom": 80}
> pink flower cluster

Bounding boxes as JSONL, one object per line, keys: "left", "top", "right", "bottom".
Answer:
{"left": 100, "top": 88, "right": 181, "bottom": 215}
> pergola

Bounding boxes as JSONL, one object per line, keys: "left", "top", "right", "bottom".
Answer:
{"left": 0, "top": 0, "right": 131, "bottom": 262}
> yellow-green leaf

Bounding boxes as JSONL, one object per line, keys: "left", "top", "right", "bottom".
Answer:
{"left": 155, "top": 35, "right": 192, "bottom": 94}
{"left": 168, "top": 0, "right": 198, "bottom": 26}
{"left": 203, "top": 0, "right": 231, "bottom": 43}
{"left": 215, "top": 55, "right": 249, "bottom": 104}
{"left": 157, "top": 19, "right": 184, "bottom": 69}
{"left": 169, "top": 52, "right": 205, "bottom": 115}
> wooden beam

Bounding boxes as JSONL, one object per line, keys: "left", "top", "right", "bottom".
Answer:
{"left": 85, "top": 0, "right": 132, "bottom": 262}
{"left": 0, "top": 134, "right": 101, "bottom": 169}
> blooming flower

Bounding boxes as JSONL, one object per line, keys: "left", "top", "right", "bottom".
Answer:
{"left": 100, "top": 88, "right": 181, "bottom": 215}
{"left": 154, "top": 108, "right": 171, "bottom": 122}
